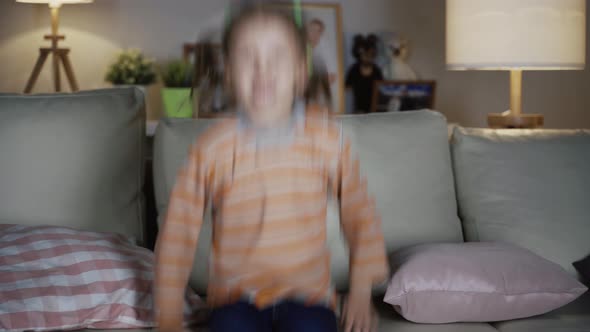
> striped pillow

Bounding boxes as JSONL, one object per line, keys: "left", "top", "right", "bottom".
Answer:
{"left": 0, "top": 224, "right": 205, "bottom": 331}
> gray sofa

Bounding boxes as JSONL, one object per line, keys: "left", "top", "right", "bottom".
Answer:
{"left": 0, "top": 88, "right": 588, "bottom": 331}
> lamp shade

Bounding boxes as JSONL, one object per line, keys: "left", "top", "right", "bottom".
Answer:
{"left": 446, "top": 0, "right": 586, "bottom": 70}
{"left": 16, "top": 0, "right": 93, "bottom": 8}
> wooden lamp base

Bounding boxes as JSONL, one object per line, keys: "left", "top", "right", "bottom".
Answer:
{"left": 487, "top": 70, "right": 544, "bottom": 129}
{"left": 488, "top": 113, "right": 544, "bottom": 129}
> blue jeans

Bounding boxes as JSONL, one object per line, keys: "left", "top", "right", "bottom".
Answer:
{"left": 209, "top": 300, "right": 338, "bottom": 332}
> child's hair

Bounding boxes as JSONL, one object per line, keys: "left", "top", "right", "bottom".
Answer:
{"left": 222, "top": 4, "right": 307, "bottom": 61}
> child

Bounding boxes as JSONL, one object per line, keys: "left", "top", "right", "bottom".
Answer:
{"left": 155, "top": 4, "right": 388, "bottom": 332}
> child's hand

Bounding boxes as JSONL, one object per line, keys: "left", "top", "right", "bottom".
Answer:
{"left": 341, "top": 288, "right": 377, "bottom": 332}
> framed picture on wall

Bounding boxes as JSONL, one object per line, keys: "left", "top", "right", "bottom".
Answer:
{"left": 274, "top": 2, "right": 345, "bottom": 113}
{"left": 371, "top": 80, "right": 436, "bottom": 113}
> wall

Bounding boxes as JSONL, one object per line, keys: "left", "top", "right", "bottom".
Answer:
{"left": 0, "top": 0, "right": 588, "bottom": 128}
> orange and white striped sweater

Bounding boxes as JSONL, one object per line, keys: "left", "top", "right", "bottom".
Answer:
{"left": 155, "top": 107, "right": 388, "bottom": 330}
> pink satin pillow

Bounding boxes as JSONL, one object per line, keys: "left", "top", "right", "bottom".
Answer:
{"left": 384, "top": 242, "right": 588, "bottom": 323}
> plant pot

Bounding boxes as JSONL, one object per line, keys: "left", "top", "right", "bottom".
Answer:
{"left": 161, "top": 88, "right": 194, "bottom": 118}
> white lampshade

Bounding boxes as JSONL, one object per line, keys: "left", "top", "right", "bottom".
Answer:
{"left": 16, "top": 0, "right": 93, "bottom": 8}
{"left": 447, "top": 0, "right": 586, "bottom": 70}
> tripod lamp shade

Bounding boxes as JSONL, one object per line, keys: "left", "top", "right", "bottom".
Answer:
{"left": 446, "top": 0, "right": 586, "bottom": 71}
{"left": 16, "top": 0, "right": 93, "bottom": 8}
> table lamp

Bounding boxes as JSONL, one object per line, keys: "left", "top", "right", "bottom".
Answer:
{"left": 446, "top": 0, "right": 586, "bottom": 128}
{"left": 17, "top": 0, "right": 93, "bottom": 93}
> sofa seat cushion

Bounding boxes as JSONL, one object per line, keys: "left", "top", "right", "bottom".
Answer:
{"left": 111, "top": 302, "right": 499, "bottom": 332}
{"left": 492, "top": 291, "right": 590, "bottom": 332}
{"left": 451, "top": 127, "right": 590, "bottom": 276}
{"left": 77, "top": 330, "right": 157, "bottom": 332}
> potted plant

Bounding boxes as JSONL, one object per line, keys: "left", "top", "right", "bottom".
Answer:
{"left": 160, "top": 60, "right": 194, "bottom": 118}
{"left": 105, "top": 48, "right": 156, "bottom": 86}
{"left": 105, "top": 48, "right": 158, "bottom": 119}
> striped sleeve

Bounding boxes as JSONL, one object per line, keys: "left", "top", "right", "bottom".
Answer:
{"left": 154, "top": 143, "right": 209, "bottom": 332}
{"left": 336, "top": 136, "right": 389, "bottom": 291}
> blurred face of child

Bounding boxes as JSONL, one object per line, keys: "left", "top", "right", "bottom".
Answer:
{"left": 227, "top": 14, "right": 306, "bottom": 128}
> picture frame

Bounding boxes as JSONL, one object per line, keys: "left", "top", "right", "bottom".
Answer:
{"left": 371, "top": 80, "right": 436, "bottom": 113}
{"left": 274, "top": 2, "right": 345, "bottom": 113}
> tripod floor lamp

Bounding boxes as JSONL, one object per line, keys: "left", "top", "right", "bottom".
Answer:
{"left": 17, "top": 0, "right": 93, "bottom": 93}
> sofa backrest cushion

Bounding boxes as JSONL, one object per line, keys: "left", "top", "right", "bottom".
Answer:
{"left": 332, "top": 112, "right": 463, "bottom": 289}
{"left": 451, "top": 127, "right": 590, "bottom": 275}
{"left": 153, "top": 111, "right": 463, "bottom": 293}
{"left": 0, "top": 88, "right": 146, "bottom": 244}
